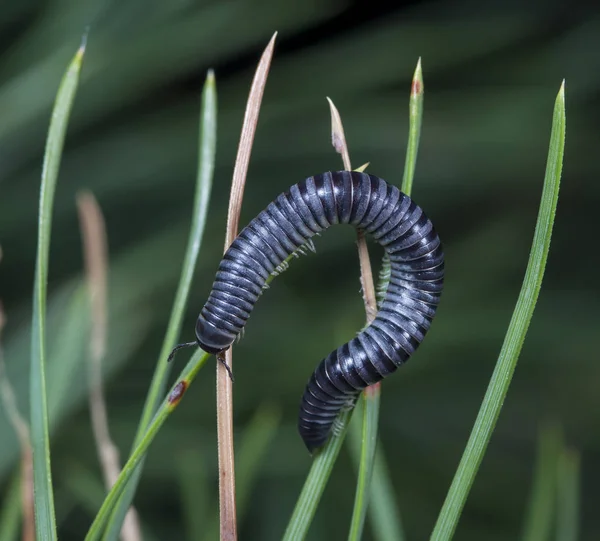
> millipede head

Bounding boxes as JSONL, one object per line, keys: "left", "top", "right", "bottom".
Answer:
{"left": 195, "top": 315, "right": 236, "bottom": 355}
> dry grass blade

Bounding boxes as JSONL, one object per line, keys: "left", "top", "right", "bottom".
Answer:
{"left": 76, "top": 192, "right": 142, "bottom": 541}
{"left": 0, "top": 249, "right": 35, "bottom": 541}
{"left": 217, "top": 32, "right": 277, "bottom": 541}
{"left": 326, "top": 97, "right": 377, "bottom": 322}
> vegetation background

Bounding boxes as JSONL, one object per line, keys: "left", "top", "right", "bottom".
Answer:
{"left": 0, "top": 0, "right": 597, "bottom": 539}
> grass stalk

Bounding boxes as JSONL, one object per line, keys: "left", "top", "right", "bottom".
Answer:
{"left": 282, "top": 408, "right": 354, "bottom": 541}
{"left": 77, "top": 192, "right": 142, "bottom": 541}
{"left": 351, "top": 57, "right": 424, "bottom": 541}
{"left": 216, "top": 32, "right": 276, "bottom": 541}
{"left": 101, "top": 70, "right": 217, "bottom": 540}
{"left": 29, "top": 41, "right": 85, "bottom": 540}
{"left": 84, "top": 349, "right": 210, "bottom": 541}
{"left": 430, "top": 81, "right": 566, "bottom": 541}
{"left": 347, "top": 387, "right": 380, "bottom": 541}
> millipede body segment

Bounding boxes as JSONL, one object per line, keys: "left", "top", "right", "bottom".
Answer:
{"left": 195, "top": 171, "right": 444, "bottom": 452}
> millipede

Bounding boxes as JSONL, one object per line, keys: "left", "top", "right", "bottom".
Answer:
{"left": 172, "top": 170, "right": 444, "bottom": 452}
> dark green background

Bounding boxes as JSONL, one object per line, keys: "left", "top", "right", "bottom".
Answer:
{"left": 0, "top": 0, "right": 598, "bottom": 539}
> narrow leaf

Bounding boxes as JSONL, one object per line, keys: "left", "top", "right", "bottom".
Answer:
{"left": 85, "top": 349, "right": 210, "bottom": 541}
{"left": 401, "top": 57, "right": 424, "bottom": 195}
{"left": 101, "top": 69, "right": 217, "bottom": 540}
{"left": 30, "top": 41, "right": 85, "bottom": 540}
{"left": 430, "top": 82, "right": 566, "bottom": 541}
{"left": 282, "top": 408, "right": 354, "bottom": 541}
{"left": 347, "top": 387, "right": 380, "bottom": 541}
{"left": 376, "top": 57, "right": 424, "bottom": 307}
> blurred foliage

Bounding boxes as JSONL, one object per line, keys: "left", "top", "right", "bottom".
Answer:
{"left": 0, "top": 0, "right": 598, "bottom": 539}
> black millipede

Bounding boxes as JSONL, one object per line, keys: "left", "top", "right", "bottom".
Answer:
{"left": 171, "top": 171, "right": 444, "bottom": 452}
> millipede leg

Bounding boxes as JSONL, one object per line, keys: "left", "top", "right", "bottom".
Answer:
{"left": 217, "top": 351, "right": 235, "bottom": 383}
{"left": 167, "top": 341, "right": 198, "bottom": 363}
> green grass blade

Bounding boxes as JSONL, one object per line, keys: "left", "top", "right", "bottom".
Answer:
{"left": 101, "top": 70, "right": 216, "bottom": 540}
{"left": 401, "top": 57, "right": 424, "bottom": 195}
{"left": 555, "top": 447, "right": 580, "bottom": 541}
{"left": 362, "top": 57, "right": 422, "bottom": 540}
{"left": 30, "top": 42, "right": 85, "bottom": 540}
{"left": 0, "top": 472, "right": 22, "bottom": 541}
{"left": 368, "top": 447, "right": 406, "bottom": 541}
{"left": 282, "top": 407, "right": 354, "bottom": 541}
{"left": 430, "top": 81, "right": 566, "bottom": 541}
{"left": 376, "top": 57, "right": 423, "bottom": 307}
{"left": 348, "top": 422, "right": 405, "bottom": 541}
{"left": 521, "top": 424, "right": 562, "bottom": 541}
{"left": 84, "top": 349, "right": 210, "bottom": 541}
{"left": 347, "top": 387, "right": 380, "bottom": 541}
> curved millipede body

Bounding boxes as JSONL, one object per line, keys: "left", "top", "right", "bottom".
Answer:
{"left": 195, "top": 171, "right": 444, "bottom": 452}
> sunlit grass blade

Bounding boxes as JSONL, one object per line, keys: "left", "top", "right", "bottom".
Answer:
{"left": 521, "top": 424, "right": 562, "bottom": 541}
{"left": 29, "top": 41, "right": 86, "bottom": 540}
{"left": 85, "top": 349, "right": 210, "bottom": 541}
{"left": 555, "top": 447, "right": 580, "bottom": 541}
{"left": 430, "top": 81, "right": 566, "bottom": 541}
{"left": 101, "top": 69, "right": 216, "bottom": 540}
{"left": 347, "top": 387, "right": 380, "bottom": 541}
{"left": 282, "top": 408, "right": 354, "bottom": 541}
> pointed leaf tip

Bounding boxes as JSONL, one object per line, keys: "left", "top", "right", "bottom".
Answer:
{"left": 326, "top": 97, "right": 351, "bottom": 169}
{"left": 411, "top": 58, "right": 423, "bottom": 96}
{"left": 78, "top": 28, "right": 89, "bottom": 56}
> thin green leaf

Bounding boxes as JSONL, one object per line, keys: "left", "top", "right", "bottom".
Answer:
{"left": 357, "top": 57, "right": 423, "bottom": 541}
{"left": 347, "top": 387, "right": 380, "bottom": 541}
{"left": 376, "top": 57, "right": 423, "bottom": 308}
{"left": 84, "top": 349, "right": 210, "bottom": 541}
{"left": 348, "top": 411, "right": 405, "bottom": 541}
{"left": 430, "top": 81, "right": 566, "bottom": 541}
{"left": 555, "top": 448, "right": 580, "bottom": 541}
{"left": 282, "top": 407, "right": 354, "bottom": 541}
{"left": 29, "top": 42, "right": 85, "bottom": 540}
{"left": 522, "top": 424, "right": 562, "bottom": 541}
{"left": 101, "top": 70, "right": 217, "bottom": 540}
{"left": 0, "top": 472, "right": 22, "bottom": 541}
{"left": 401, "top": 57, "right": 424, "bottom": 195}
{"left": 368, "top": 447, "right": 406, "bottom": 541}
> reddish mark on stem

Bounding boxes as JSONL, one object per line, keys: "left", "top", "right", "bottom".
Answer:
{"left": 168, "top": 381, "right": 188, "bottom": 405}
{"left": 411, "top": 78, "right": 422, "bottom": 96}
